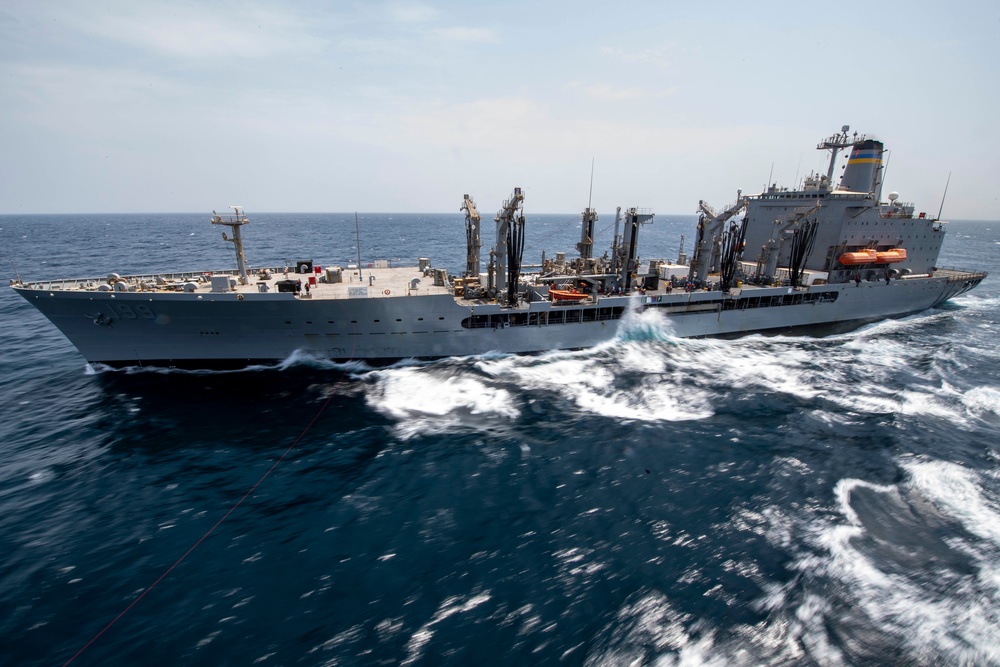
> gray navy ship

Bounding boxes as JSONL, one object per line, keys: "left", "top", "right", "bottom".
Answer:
{"left": 11, "top": 128, "right": 987, "bottom": 369}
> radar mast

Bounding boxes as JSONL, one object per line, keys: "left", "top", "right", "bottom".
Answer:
{"left": 211, "top": 206, "right": 250, "bottom": 284}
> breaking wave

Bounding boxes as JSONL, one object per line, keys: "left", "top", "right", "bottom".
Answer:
{"left": 363, "top": 302, "right": 994, "bottom": 438}
{"left": 584, "top": 458, "right": 1000, "bottom": 665}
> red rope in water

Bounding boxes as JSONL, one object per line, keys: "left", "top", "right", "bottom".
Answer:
{"left": 62, "top": 362, "right": 352, "bottom": 666}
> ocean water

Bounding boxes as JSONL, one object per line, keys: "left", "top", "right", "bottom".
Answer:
{"left": 1, "top": 212, "right": 999, "bottom": 666}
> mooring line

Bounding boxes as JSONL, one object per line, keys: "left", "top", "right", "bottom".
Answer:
{"left": 62, "top": 361, "right": 353, "bottom": 666}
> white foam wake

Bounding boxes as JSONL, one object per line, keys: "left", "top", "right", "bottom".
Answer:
{"left": 795, "top": 459, "right": 1000, "bottom": 663}
{"left": 364, "top": 365, "right": 520, "bottom": 440}
{"left": 586, "top": 458, "right": 1000, "bottom": 665}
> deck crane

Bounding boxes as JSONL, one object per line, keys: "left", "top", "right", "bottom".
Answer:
{"left": 754, "top": 202, "right": 822, "bottom": 284}
{"left": 487, "top": 187, "right": 525, "bottom": 305}
{"left": 617, "top": 207, "right": 654, "bottom": 291}
{"left": 577, "top": 207, "right": 598, "bottom": 270}
{"left": 461, "top": 194, "right": 482, "bottom": 278}
{"left": 690, "top": 193, "right": 746, "bottom": 282}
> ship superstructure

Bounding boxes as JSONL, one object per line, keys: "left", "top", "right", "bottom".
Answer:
{"left": 11, "top": 129, "right": 986, "bottom": 369}
{"left": 736, "top": 128, "right": 943, "bottom": 287}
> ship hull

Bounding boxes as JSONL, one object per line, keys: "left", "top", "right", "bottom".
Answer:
{"left": 13, "top": 270, "right": 984, "bottom": 369}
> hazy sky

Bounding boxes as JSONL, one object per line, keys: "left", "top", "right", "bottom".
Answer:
{"left": 2, "top": 0, "right": 998, "bottom": 218}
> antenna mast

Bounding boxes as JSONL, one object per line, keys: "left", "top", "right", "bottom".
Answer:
{"left": 211, "top": 206, "right": 250, "bottom": 284}
{"left": 937, "top": 172, "right": 952, "bottom": 220}
{"left": 588, "top": 157, "right": 595, "bottom": 209}
{"left": 355, "top": 212, "right": 364, "bottom": 281}
{"left": 817, "top": 125, "right": 869, "bottom": 190}
{"left": 579, "top": 159, "right": 598, "bottom": 263}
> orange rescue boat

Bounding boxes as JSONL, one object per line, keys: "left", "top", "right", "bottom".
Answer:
{"left": 549, "top": 289, "right": 590, "bottom": 303}
{"left": 875, "top": 248, "right": 907, "bottom": 263}
{"left": 838, "top": 249, "right": 878, "bottom": 265}
{"left": 838, "top": 248, "right": 907, "bottom": 265}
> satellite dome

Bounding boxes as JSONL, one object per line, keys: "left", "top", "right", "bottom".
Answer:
{"left": 888, "top": 191, "right": 899, "bottom": 202}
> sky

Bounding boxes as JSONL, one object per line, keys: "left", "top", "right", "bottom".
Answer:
{"left": 1, "top": 0, "right": 998, "bottom": 218}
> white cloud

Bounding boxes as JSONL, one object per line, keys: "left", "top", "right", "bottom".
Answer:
{"left": 69, "top": 2, "right": 325, "bottom": 59}
{"left": 0, "top": 1, "right": 997, "bottom": 217}
{"left": 379, "top": 96, "right": 748, "bottom": 162}
{"left": 387, "top": 3, "right": 438, "bottom": 23}
{"left": 600, "top": 46, "right": 671, "bottom": 68}
{"left": 567, "top": 83, "right": 645, "bottom": 102}
{"left": 7, "top": 63, "right": 200, "bottom": 133}
{"left": 433, "top": 27, "right": 500, "bottom": 44}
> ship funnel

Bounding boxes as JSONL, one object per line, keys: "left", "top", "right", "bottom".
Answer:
{"left": 839, "top": 139, "right": 883, "bottom": 194}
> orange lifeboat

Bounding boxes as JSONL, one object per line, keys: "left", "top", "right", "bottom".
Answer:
{"left": 875, "top": 248, "right": 907, "bottom": 263}
{"left": 549, "top": 289, "right": 590, "bottom": 303}
{"left": 838, "top": 249, "right": 878, "bottom": 265}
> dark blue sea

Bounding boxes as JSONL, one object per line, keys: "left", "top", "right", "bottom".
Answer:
{"left": 2, "top": 212, "right": 999, "bottom": 666}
